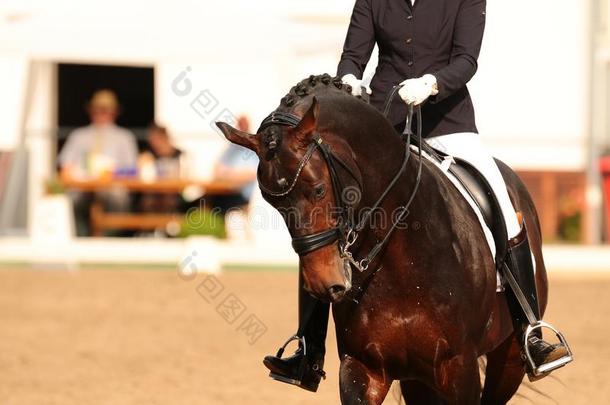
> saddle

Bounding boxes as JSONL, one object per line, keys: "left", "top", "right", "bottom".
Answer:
{"left": 413, "top": 138, "right": 509, "bottom": 267}
{"left": 448, "top": 158, "right": 508, "bottom": 267}
{"left": 381, "top": 89, "right": 509, "bottom": 268}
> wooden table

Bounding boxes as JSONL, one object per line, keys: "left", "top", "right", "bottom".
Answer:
{"left": 53, "top": 177, "right": 245, "bottom": 236}
{"left": 57, "top": 178, "right": 244, "bottom": 195}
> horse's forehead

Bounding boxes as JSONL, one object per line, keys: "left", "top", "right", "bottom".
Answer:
{"left": 257, "top": 148, "right": 293, "bottom": 189}
{"left": 258, "top": 136, "right": 326, "bottom": 195}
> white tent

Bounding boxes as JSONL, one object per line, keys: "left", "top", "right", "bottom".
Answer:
{"left": 0, "top": 0, "right": 600, "bottom": 243}
{"left": 0, "top": 0, "right": 592, "bottom": 163}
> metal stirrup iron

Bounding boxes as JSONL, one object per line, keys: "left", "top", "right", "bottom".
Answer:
{"left": 500, "top": 263, "right": 574, "bottom": 377}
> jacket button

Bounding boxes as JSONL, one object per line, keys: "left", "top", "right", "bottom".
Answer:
{"left": 408, "top": 61, "right": 414, "bottom": 67}
{"left": 406, "top": 38, "right": 413, "bottom": 44}
{"left": 407, "top": 15, "right": 413, "bottom": 20}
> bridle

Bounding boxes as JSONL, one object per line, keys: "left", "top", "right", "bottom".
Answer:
{"left": 256, "top": 88, "right": 423, "bottom": 275}
{"left": 257, "top": 112, "right": 350, "bottom": 255}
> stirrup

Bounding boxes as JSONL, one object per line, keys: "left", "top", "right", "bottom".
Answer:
{"left": 269, "top": 335, "right": 307, "bottom": 385}
{"left": 274, "top": 335, "right": 306, "bottom": 358}
{"left": 523, "top": 321, "right": 573, "bottom": 378}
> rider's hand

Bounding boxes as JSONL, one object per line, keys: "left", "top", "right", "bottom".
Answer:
{"left": 341, "top": 74, "right": 372, "bottom": 97}
{"left": 398, "top": 74, "right": 439, "bottom": 106}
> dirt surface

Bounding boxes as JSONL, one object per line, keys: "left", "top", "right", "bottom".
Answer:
{"left": 0, "top": 267, "right": 608, "bottom": 405}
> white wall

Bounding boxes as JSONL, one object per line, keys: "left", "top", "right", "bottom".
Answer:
{"left": 470, "top": 0, "right": 591, "bottom": 171}
{"left": 155, "top": 60, "right": 287, "bottom": 179}
{"left": 0, "top": 57, "right": 28, "bottom": 150}
{"left": 0, "top": 0, "right": 592, "bottom": 172}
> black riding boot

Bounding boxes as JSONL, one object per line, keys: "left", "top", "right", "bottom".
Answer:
{"left": 263, "top": 271, "right": 329, "bottom": 392}
{"left": 504, "top": 221, "right": 572, "bottom": 380}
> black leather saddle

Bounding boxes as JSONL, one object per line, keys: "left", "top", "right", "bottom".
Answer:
{"left": 417, "top": 140, "right": 508, "bottom": 266}
{"left": 447, "top": 157, "right": 509, "bottom": 266}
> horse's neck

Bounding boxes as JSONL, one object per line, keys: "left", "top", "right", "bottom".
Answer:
{"left": 347, "top": 139, "right": 471, "bottom": 284}
{"left": 336, "top": 122, "right": 408, "bottom": 205}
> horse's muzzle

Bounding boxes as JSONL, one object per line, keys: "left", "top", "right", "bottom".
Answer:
{"left": 328, "top": 284, "right": 347, "bottom": 303}
{"left": 300, "top": 246, "right": 351, "bottom": 303}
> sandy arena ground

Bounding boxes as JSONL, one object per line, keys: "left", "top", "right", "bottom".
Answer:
{"left": 0, "top": 267, "right": 608, "bottom": 404}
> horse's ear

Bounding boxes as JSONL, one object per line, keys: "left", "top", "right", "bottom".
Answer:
{"left": 215, "top": 122, "right": 259, "bottom": 153}
{"left": 294, "top": 97, "right": 320, "bottom": 144}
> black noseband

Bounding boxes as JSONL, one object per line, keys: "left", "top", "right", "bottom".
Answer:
{"left": 291, "top": 228, "right": 341, "bottom": 256}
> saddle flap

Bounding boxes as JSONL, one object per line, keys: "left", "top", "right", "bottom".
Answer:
{"left": 448, "top": 158, "right": 508, "bottom": 266}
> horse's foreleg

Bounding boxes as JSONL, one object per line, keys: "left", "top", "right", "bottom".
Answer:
{"left": 400, "top": 380, "right": 447, "bottom": 405}
{"left": 339, "top": 355, "right": 391, "bottom": 405}
{"left": 434, "top": 351, "right": 481, "bottom": 405}
{"left": 480, "top": 332, "right": 525, "bottom": 405}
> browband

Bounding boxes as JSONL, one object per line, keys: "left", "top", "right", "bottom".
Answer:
{"left": 258, "top": 111, "right": 302, "bottom": 132}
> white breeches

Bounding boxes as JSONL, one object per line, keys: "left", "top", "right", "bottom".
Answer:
{"left": 426, "top": 132, "right": 522, "bottom": 239}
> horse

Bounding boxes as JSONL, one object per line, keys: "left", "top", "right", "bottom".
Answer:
{"left": 216, "top": 74, "right": 548, "bottom": 404}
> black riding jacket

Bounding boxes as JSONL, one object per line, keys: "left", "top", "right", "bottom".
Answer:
{"left": 337, "top": 0, "right": 486, "bottom": 138}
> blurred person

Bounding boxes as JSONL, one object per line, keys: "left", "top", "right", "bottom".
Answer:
{"left": 138, "top": 123, "right": 183, "bottom": 213}
{"left": 140, "top": 123, "right": 182, "bottom": 178}
{"left": 58, "top": 89, "right": 138, "bottom": 235}
{"left": 264, "top": 0, "right": 571, "bottom": 391}
{"left": 138, "top": 123, "right": 183, "bottom": 181}
{"left": 59, "top": 89, "right": 138, "bottom": 179}
{"left": 210, "top": 116, "right": 258, "bottom": 215}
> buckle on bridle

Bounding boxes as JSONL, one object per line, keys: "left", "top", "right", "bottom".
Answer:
{"left": 340, "top": 230, "right": 369, "bottom": 273}
{"left": 340, "top": 248, "right": 369, "bottom": 273}
{"left": 345, "top": 228, "right": 358, "bottom": 247}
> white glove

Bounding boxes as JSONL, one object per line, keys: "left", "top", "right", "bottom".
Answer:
{"left": 398, "top": 74, "right": 438, "bottom": 106}
{"left": 341, "top": 74, "right": 372, "bottom": 97}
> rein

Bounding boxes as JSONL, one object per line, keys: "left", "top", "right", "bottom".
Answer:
{"left": 345, "top": 101, "right": 424, "bottom": 271}
{"left": 256, "top": 86, "right": 423, "bottom": 277}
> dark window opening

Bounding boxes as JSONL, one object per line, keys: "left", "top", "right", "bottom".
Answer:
{"left": 56, "top": 63, "right": 155, "bottom": 154}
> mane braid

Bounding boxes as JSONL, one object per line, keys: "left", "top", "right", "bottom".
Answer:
{"left": 279, "top": 74, "right": 360, "bottom": 109}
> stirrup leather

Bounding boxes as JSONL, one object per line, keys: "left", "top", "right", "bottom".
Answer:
{"left": 523, "top": 321, "right": 573, "bottom": 377}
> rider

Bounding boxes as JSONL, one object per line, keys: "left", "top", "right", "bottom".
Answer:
{"left": 264, "top": 0, "right": 571, "bottom": 391}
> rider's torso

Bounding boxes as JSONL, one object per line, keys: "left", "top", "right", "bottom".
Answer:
{"left": 341, "top": 0, "right": 485, "bottom": 137}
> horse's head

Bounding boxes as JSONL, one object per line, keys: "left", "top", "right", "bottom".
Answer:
{"left": 217, "top": 75, "right": 365, "bottom": 303}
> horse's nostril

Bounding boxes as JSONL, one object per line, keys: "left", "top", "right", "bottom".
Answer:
{"left": 328, "top": 285, "right": 346, "bottom": 301}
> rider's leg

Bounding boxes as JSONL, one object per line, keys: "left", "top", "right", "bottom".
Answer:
{"left": 425, "top": 132, "right": 521, "bottom": 238}
{"left": 426, "top": 132, "right": 571, "bottom": 378}
{"left": 263, "top": 268, "right": 329, "bottom": 392}
{"left": 298, "top": 273, "right": 330, "bottom": 359}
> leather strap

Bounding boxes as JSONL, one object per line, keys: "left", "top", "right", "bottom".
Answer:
{"left": 258, "top": 111, "right": 302, "bottom": 132}
{"left": 292, "top": 227, "right": 341, "bottom": 255}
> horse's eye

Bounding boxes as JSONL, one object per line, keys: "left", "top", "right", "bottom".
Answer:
{"left": 314, "top": 184, "right": 326, "bottom": 200}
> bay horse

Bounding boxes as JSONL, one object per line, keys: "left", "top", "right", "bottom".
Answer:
{"left": 217, "top": 74, "right": 549, "bottom": 404}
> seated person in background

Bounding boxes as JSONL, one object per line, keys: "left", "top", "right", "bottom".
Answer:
{"left": 58, "top": 89, "right": 138, "bottom": 235}
{"left": 138, "top": 123, "right": 183, "bottom": 213}
{"left": 139, "top": 123, "right": 182, "bottom": 180}
{"left": 211, "top": 116, "right": 258, "bottom": 215}
{"left": 59, "top": 89, "right": 138, "bottom": 179}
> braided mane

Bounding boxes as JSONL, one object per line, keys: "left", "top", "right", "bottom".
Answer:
{"left": 260, "top": 74, "right": 366, "bottom": 158}
{"left": 279, "top": 74, "right": 360, "bottom": 109}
